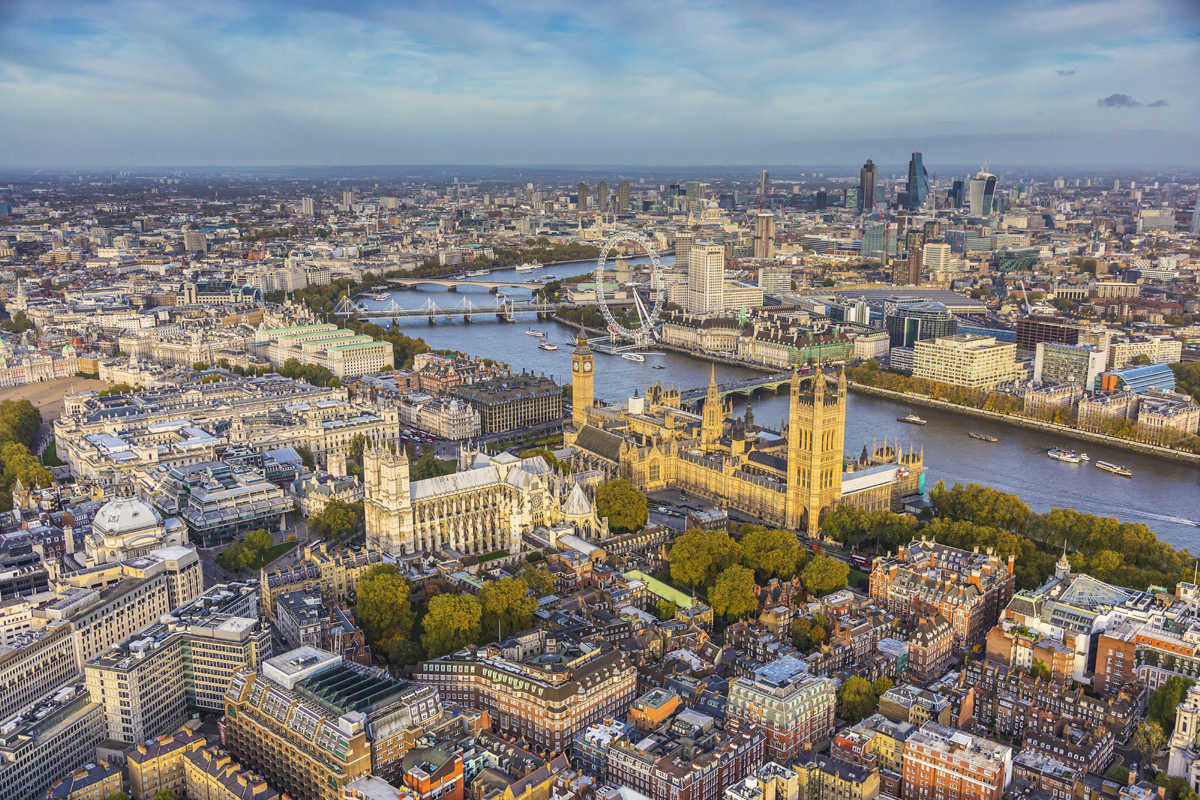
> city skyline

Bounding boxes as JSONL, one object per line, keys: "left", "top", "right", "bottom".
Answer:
{"left": 1, "top": 0, "right": 1198, "bottom": 168}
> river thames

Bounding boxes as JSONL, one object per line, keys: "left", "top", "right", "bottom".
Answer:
{"left": 361, "top": 258, "right": 1200, "bottom": 552}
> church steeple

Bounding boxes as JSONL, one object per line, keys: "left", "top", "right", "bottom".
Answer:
{"left": 701, "top": 365, "right": 723, "bottom": 449}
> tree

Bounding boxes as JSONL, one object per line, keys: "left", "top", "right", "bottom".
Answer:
{"left": 792, "top": 617, "right": 814, "bottom": 651}
{"left": 422, "top": 594, "right": 483, "bottom": 658}
{"left": 411, "top": 452, "right": 453, "bottom": 481}
{"left": 296, "top": 445, "right": 315, "bottom": 471}
{"left": 1030, "top": 658, "right": 1051, "bottom": 681}
{"left": 709, "top": 565, "right": 758, "bottom": 619}
{"left": 244, "top": 528, "right": 273, "bottom": 564}
{"left": 657, "top": 599, "right": 678, "bottom": 621}
{"left": 1132, "top": 720, "right": 1166, "bottom": 775}
{"left": 193, "top": 362, "right": 209, "bottom": 371}
{"left": 480, "top": 577, "right": 538, "bottom": 638}
{"left": 1130, "top": 354, "right": 1153, "bottom": 366}
{"left": 595, "top": 479, "right": 648, "bottom": 533}
{"left": 518, "top": 564, "right": 555, "bottom": 597}
{"left": 356, "top": 565, "right": 413, "bottom": 647}
{"left": 669, "top": 528, "right": 743, "bottom": 591}
{"left": 740, "top": 526, "right": 801, "bottom": 580}
{"left": 386, "top": 637, "right": 424, "bottom": 667}
{"left": 803, "top": 555, "right": 849, "bottom": 598}
{"left": 312, "top": 500, "right": 361, "bottom": 541}
{"left": 348, "top": 433, "right": 367, "bottom": 463}
{"left": 153, "top": 791, "right": 179, "bottom": 800}
{"left": 1149, "top": 676, "right": 1196, "bottom": 734}
{"left": 873, "top": 677, "right": 894, "bottom": 696}
{"left": 106, "top": 794, "right": 131, "bottom": 800}
{"left": 1105, "top": 766, "right": 1130, "bottom": 785}
{"left": 838, "top": 676, "right": 879, "bottom": 723}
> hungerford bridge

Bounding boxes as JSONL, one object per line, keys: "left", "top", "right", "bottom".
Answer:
{"left": 386, "top": 277, "right": 546, "bottom": 292}
{"left": 334, "top": 295, "right": 556, "bottom": 322}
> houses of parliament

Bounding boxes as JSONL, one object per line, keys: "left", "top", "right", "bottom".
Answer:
{"left": 564, "top": 330, "right": 925, "bottom": 536}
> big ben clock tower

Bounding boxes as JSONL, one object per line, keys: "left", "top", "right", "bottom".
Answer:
{"left": 571, "top": 326, "right": 594, "bottom": 429}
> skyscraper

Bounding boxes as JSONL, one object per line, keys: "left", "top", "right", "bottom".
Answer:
{"left": 688, "top": 240, "right": 725, "bottom": 314}
{"left": 969, "top": 169, "right": 998, "bottom": 217}
{"left": 685, "top": 181, "right": 701, "bottom": 201}
{"left": 844, "top": 187, "right": 859, "bottom": 209}
{"left": 859, "top": 160, "right": 877, "bottom": 212}
{"left": 301, "top": 197, "right": 314, "bottom": 216}
{"left": 577, "top": 182, "right": 587, "bottom": 211}
{"left": 903, "top": 231, "right": 924, "bottom": 286}
{"left": 760, "top": 169, "right": 770, "bottom": 197}
{"left": 342, "top": 190, "right": 354, "bottom": 210}
{"left": 906, "top": 152, "right": 929, "bottom": 211}
{"left": 1191, "top": 200, "right": 1199, "bottom": 234}
{"left": 951, "top": 180, "right": 965, "bottom": 208}
{"left": 754, "top": 212, "right": 776, "bottom": 259}
{"left": 618, "top": 181, "right": 630, "bottom": 212}
{"left": 675, "top": 230, "right": 695, "bottom": 268}
{"left": 597, "top": 181, "right": 608, "bottom": 212}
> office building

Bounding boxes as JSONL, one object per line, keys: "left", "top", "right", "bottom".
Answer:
{"left": 342, "top": 190, "right": 354, "bottom": 210}
{"left": 1033, "top": 342, "right": 1106, "bottom": 388}
{"left": 675, "top": 229, "right": 696, "bottom": 267}
{"left": 152, "top": 462, "right": 292, "bottom": 548}
{"left": 913, "top": 334, "right": 1019, "bottom": 390}
{"left": 606, "top": 710, "right": 765, "bottom": 800}
{"left": 597, "top": 180, "right": 608, "bottom": 212}
{"left": 870, "top": 538, "right": 1016, "bottom": 647}
{"left": 1016, "top": 317, "right": 1080, "bottom": 352}
{"left": 301, "top": 197, "right": 315, "bottom": 216}
{"left": 85, "top": 586, "right": 270, "bottom": 743}
{"left": 184, "top": 745, "right": 284, "bottom": 800}
{"left": 923, "top": 242, "right": 951, "bottom": 272}
{"left": 255, "top": 323, "right": 395, "bottom": 378}
{"left": 862, "top": 223, "right": 897, "bottom": 259}
{"left": 951, "top": 179, "right": 965, "bottom": 208}
{"left": 183, "top": 230, "right": 208, "bottom": 253}
{"left": 412, "top": 637, "right": 636, "bottom": 752}
{"left": 224, "top": 648, "right": 443, "bottom": 798}
{"left": 686, "top": 181, "right": 701, "bottom": 200}
{"left": 1107, "top": 335, "right": 1183, "bottom": 369}
{"left": 902, "top": 231, "right": 924, "bottom": 286}
{"left": 260, "top": 543, "right": 387, "bottom": 623}
{"left": 276, "top": 590, "right": 325, "bottom": 650}
{"left": 906, "top": 153, "right": 929, "bottom": 211}
{"left": 448, "top": 372, "right": 561, "bottom": 434}
{"left": 46, "top": 758, "right": 124, "bottom": 800}
{"left": 761, "top": 169, "right": 770, "bottom": 196}
{"left": 688, "top": 240, "right": 726, "bottom": 314}
{"left": 1191, "top": 201, "right": 1200, "bottom": 234}
{"left": 884, "top": 302, "right": 956, "bottom": 348}
{"left": 727, "top": 655, "right": 837, "bottom": 761}
{"left": 901, "top": 722, "right": 1011, "bottom": 800}
{"left": 618, "top": 180, "right": 630, "bottom": 212}
{"left": 758, "top": 266, "right": 792, "bottom": 295}
{"left": 845, "top": 187, "right": 859, "bottom": 209}
{"left": 0, "top": 682, "right": 106, "bottom": 800}
{"left": 126, "top": 722, "right": 207, "bottom": 800}
{"left": 860, "top": 160, "right": 877, "bottom": 212}
{"left": 970, "top": 170, "right": 998, "bottom": 217}
{"left": 754, "top": 212, "right": 776, "bottom": 259}
{"left": 577, "top": 181, "right": 587, "bottom": 210}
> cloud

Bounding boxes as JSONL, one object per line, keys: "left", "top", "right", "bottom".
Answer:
{"left": 1097, "top": 93, "right": 1169, "bottom": 107}
{"left": 1056, "top": 69, "right": 1078, "bottom": 75}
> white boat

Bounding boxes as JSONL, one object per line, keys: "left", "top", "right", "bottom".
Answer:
{"left": 621, "top": 353, "right": 646, "bottom": 363}
{"left": 538, "top": 340, "right": 559, "bottom": 351}
{"left": 541, "top": 274, "right": 556, "bottom": 280}
{"left": 1048, "top": 447, "right": 1081, "bottom": 464}
{"left": 372, "top": 292, "right": 390, "bottom": 301}
{"left": 1079, "top": 453, "right": 1090, "bottom": 461}
{"left": 1096, "top": 461, "right": 1132, "bottom": 477}
{"left": 466, "top": 269, "right": 489, "bottom": 277}
{"left": 515, "top": 262, "right": 540, "bottom": 274}
{"left": 526, "top": 328, "right": 546, "bottom": 337}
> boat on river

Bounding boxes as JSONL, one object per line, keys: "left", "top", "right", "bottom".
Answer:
{"left": 897, "top": 414, "right": 927, "bottom": 426}
{"left": 1096, "top": 461, "right": 1132, "bottom": 477}
{"left": 622, "top": 353, "right": 646, "bottom": 363}
{"left": 516, "top": 262, "right": 540, "bottom": 273}
{"left": 1048, "top": 447, "right": 1082, "bottom": 464}
{"left": 538, "top": 340, "right": 558, "bottom": 351}
{"left": 652, "top": 364, "right": 666, "bottom": 369}
{"left": 968, "top": 432, "right": 998, "bottom": 442}
{"left": 525, "top": 328, "right": 546, "bottom": 337}
{"left": 372, "top": 292, "right": 390, "bottom": 301}
{"left": 465, "top": 269, "right": 489, "bottom": 277}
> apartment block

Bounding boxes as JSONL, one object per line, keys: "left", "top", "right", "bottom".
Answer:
{"left": 913, "top": 334, "right": 1019, "bottom": 390}
{"left": 901, "top": 722, "right": 1011, "bottom": 800}
{"left": 126, "top": 721, "right": 207, "bottom": 800}
{"left": 726, "top": 655, "right": 837, "bottom": 761}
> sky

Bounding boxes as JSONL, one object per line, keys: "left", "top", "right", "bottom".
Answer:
{"left": 1, "top": 0, "right": 1198, "bottom": 169}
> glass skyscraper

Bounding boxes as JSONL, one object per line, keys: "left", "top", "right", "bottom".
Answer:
{"left": 906, "top": 152, "right": 929, "bottom": 211}
{"left": 860, "top": 159, "right": 877, "bottom": 212}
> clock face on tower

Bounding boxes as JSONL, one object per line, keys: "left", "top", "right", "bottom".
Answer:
{"left": 573, "top": 362, "right": 579, "bottom": 372}
{"left": 584, "top": 362, "right": 592, "bottom": 371}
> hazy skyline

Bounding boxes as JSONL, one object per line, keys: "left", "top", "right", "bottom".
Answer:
{"left": 1, "top": 0, "right": 1198, "bottom": 169}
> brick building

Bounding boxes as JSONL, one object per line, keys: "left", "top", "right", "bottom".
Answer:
{"left": 901, "top": 722, "right": 1012, "bottom": 800}
{"left": 908, "top": 614, "right": 954, "bottom": 680}
{"left": 870, "top": 538, "right": 1015, "bottom": 647}
{"left": 726, "top": 655, "right": 837, "bottom": 761}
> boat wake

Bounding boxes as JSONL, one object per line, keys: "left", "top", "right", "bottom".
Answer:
{"left": 1134, "top": 511, "right": 1200, "bottom": 528}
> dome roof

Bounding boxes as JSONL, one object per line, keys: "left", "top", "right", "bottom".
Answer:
{"left": 94, "top": 496, "right": 161, "bottom": 536}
